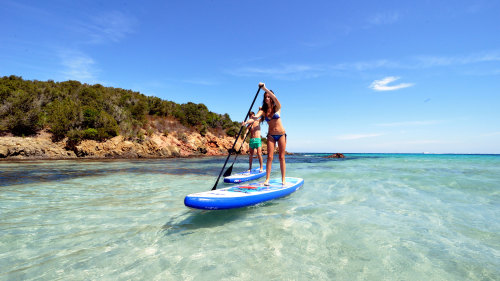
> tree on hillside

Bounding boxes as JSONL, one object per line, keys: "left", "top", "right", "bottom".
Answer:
{"left": 0, "top": 76, "right": 239, "bottom": 141}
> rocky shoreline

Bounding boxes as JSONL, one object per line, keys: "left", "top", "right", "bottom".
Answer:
{"left": 0, "top": 121, "right": 262, "bottom": 160}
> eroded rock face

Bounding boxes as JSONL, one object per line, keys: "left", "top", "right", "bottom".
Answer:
{"left": 0, "top": 135, "right": 76, "bottom": 159}
{"left": 0, "top": 126, "right": 248, "bottom": 160}
{"left": 70, "top": 130, "right": 245, "bottom": 159}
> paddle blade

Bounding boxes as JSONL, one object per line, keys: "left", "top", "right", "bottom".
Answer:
{"left": 223, "top": 164, "right": 233, "bottom": 177}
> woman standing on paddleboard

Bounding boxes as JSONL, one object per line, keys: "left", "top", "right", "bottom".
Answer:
{"left": 242, "top": 111, "right": 264, "bottom": 173}
{"left": 244, "top": 82, "right": 287, "bottom": 185}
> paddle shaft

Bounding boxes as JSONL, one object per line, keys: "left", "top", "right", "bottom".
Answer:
{"left": 222, "top": 125, "right": 253, "bottom": 177}
{"left": 227, "top": 125, "right": 251, "bottom": 167}
{"left": 212, "top": 86, "right": 262, "bottom": 190}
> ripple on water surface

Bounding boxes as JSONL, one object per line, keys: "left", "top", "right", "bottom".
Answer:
{"left": 0, "top": 155, "right": 499, "bottom": 280}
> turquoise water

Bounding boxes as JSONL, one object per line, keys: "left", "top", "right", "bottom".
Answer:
{"left": 1, "top": 154, "right": 499, "bottom": 280}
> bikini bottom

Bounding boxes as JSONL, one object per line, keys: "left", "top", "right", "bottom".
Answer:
{"left": 268, "top": 133, "right": 287, "bottom": 142}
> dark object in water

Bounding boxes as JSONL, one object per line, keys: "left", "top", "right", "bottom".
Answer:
{"left": 325, "top": 153, "right": 345, "bottom": 158}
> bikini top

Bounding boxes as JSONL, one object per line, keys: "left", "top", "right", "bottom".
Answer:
{"left": 265, "top": 112, "right": 280, "bottom": 122}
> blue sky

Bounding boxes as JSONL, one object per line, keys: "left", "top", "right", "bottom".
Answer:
{"left": 2, "top": 0, "right": 499, "bottom": 153}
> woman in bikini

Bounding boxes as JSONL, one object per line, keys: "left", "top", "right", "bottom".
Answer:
{"left": 243, "top": 82, "right": 287, "bottom": 185}
{"left": 242, "top": 111, "right": 264, "bottom": 173}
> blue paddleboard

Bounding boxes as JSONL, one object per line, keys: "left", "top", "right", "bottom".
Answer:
{"left": 184, "top": 177, "right": 304, "bottom": 210}
{"left": 223, "top": 166, "right": 266, "bottom": 183}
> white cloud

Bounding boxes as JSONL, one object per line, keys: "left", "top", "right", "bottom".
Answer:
{"left": 228, "top": 64, "right": 322, "bottom": 80}
{"left": 367, "top": 12, "right": 400, "bottom": 26}
{"left": 228, "top": 50, "right": 500, "bottom": 80}
{"left": 333, "top": 59, "right": 399, "bottom": 71}
{"left": 370, "top": 76, "right": 414, "bottom": 91}
{"left": 54, "top": 11, "right": 136, "bottom": 83}
{"left": 229, "top": 61, "right": 396, "bottom": 79}
{"left": 415, "top": 51, "right": 500, "bottom": 67}
{"left": 73, "top": 11, "right": 136, "bottom": 44}
{"left": 181, "top": 78, "right": 218, "bottom": 86}
{"left": 336, "top": 133, "right": 383, "bottom": 140}
{"left": 481, "top": 132, "right": 500, "bottom": 137}
{"left": 233, "top": 64, "right": 316, "bottom": 76}
{"left": 59, "top": 49, "right": 98, "bottom": 81}
{"left": 400, "top": 140, "right": 445, "bottom": 145}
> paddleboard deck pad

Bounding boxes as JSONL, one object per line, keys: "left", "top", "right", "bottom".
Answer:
{"left": 223, "top": 166, "right": 266, "bottom": 183}
{"left": 184, "top": 177, "right": 304, "bottom": 210}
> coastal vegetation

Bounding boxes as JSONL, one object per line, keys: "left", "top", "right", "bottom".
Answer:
{"left": 0, "top": 75, "right": 241, "bottom": 144}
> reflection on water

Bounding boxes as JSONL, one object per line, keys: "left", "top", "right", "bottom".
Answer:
{"left": 0, "top": 154, "right": 364, "bottom": 187}
{"left": 0, "top": 158, "right": 224, "bottom": 187}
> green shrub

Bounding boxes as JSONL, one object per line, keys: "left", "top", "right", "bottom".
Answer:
{"left": 66, "top": 129, "right": 83, "bottom": 149}
{"left": 95, "top": 111, "right": 119, "bottom": 139}
{"left": 83, "top": 128, "right": 98, "bottom": 140}
{"left": 225, "top": 126, "right": 238, "bottom": 137}
{"left": 221, "top": 113, "right": 234, "bottom": 130}
{"left": 137, "top": 130, "right": 145, "bottom": 142}
{"left": 178, "top": 132, "right": 188, "bottom": 142}
{"left": 79, "top": 87, "right": 103, "bottom": 108}
{"left": 200, "top": 125, "right": 207, "bottom": 137}
{"left": 47, "top": 98, "right": 81, "bottom": 141}
{"left": 0, "top": 84, "right": 10, "bottom": 101}
{"left": 206, "top": 112, "right": 221, "bottom": 128}
{"left": 82, "top": 106, "right": 99, "bottom": 128}
{"left": 3, "top": 89, "right": 43, "bottom": 136}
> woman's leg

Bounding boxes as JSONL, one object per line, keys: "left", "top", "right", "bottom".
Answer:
{"left": 278, "top": 135, "right": 287, "bottom": 184}
{"left": 264, "top": 138, "right": 276, "bottom": 185}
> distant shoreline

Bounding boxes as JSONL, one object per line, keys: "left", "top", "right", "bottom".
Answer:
{"left": 2, "top": 151, "right": 496, "bottom": 162}
{"left": 295, "top": 152, "right": 500, "bottom": 155}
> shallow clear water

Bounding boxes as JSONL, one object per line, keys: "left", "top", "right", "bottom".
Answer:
{"left": 1, "top": 154, "right": 499, "bottom": 280}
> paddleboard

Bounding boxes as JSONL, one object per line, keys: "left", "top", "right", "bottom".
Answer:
{"left": 223, "top": 166, "right": 266, "bottom": 183}
{"left": 184, "top": 177, "right": 304, "bottom": 210}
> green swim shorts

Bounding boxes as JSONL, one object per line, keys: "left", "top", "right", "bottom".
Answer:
{"left": 249, "top": 138, "right": 262, "bottom": 149}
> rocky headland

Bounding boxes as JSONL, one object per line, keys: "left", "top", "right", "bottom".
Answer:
{"left": 0, "top": 119, "right": 265, "bottom": 160}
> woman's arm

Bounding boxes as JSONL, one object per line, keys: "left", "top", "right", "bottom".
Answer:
{"left": 259, "top": 82, "right": 281, "bottom": 111}
{"left": 253, "top": 107, "right": 265, "bottom": 119}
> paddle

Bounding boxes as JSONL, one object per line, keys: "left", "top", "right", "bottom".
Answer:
{"left": 223, "top": 126, "right": 252, "bottom": 177}
{"left": 212, "top": 86, "right": 262, "bottom": 190}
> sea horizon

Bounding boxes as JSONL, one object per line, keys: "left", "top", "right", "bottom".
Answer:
{"left": 296, "top": 151, "right": 500, "bottom": 154}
